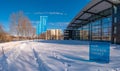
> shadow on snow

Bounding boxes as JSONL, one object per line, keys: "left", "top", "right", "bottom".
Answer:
{"left": 32, "top": 48, "right": 52, "bottom": 71}
{"left": 34, "top": 40, "right": 89, "bottom": 45}
{"left": 0, "top": 47, "right": 8, "bottom": 71}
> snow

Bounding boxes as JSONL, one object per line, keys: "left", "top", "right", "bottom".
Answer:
{"left": 0, "top": 40, "right": 120, "bottom": 71}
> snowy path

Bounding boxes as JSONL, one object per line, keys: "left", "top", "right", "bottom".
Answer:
{"left": 0, "top": 40, "right": 120, "bottom": 71}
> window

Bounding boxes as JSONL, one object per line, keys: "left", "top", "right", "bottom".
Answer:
{"left": 102, "top": 16, "right": 112, "bottom": 41}
{"left": 114, "top": 26, "right": 117, "bottom": 34}
{"left": 82, "top": 25, "right": 89, "bottom": 40}
{"left": 114, "top": 17, "right": 117, "bottom": 23}
{"left": 114, "top": 6, "right": 117, "bottom": 14}
{"left": 114, "top": 38, "right": 116, "bottom": 44}
{"left": 91, "top": 20, "right": 101, "bottom": 40}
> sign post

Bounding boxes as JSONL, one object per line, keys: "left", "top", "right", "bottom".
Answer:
{"left": 89, "top": 42, "right": 110, "bottom": 63}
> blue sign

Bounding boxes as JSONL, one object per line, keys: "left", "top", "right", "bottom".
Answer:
{"left": 89, "top": 42, "right": 110, "bottom": 63}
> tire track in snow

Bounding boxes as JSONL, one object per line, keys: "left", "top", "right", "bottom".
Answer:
{"left": 32, "top": 48, "right": 52, "bottom": 71}
{"left": 0, "top": 43, "right": 21, "bottom": 71}
{"left": 5, "top": 42, "right": 26, "bottom": 60}
{"left": 0, "top": 47, "right": 8, "bottom": 71}
{"left": 0, "top": 42, "right": 28, "bottom": 71}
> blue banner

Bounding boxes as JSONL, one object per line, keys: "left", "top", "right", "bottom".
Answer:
{"left": 89, "top": 42, "right": 110, "bottom": 63}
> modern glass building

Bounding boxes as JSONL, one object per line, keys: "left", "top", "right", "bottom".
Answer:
{"left": 64, "top": 0, "right": 120, "bottom": 44}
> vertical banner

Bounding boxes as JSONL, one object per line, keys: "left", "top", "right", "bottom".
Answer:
{"left": 37, "top": 16, "right": 48, "bottom": 35}
{"left": 40, "top": 16, "right": 48, "bottom": 34}
{"left": 89, "top": 42, "right": 110, "bottom": 63}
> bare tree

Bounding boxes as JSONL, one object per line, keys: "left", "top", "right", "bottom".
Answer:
{"left": 10, "top": 13, "right": 18, "bottom": 36}
{"left": 0, "top": 24, "right": 4, "bottom": 33}
{"left": 0, "top": 24, "right": 5, "bottom": 42}
{"left": 9, "top": 11, "right": 24, "bottom": 37}
{"left": 0, "top": 24, "right": 11, "bottom": 42}
{"left": 9, "top": 11, "right": 36, "bottom": 40}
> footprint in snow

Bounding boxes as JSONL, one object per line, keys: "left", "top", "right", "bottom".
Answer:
{"left": 62, "top": 62, "right": 71, "bottom": 71}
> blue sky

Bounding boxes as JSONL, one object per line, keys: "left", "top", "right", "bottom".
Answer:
{"left": 0, "top": 0, "right": 90, "bottom": 33}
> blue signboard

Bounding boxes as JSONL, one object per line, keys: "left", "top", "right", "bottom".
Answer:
{"left": 89, "top": 42, "right": 110, "bottom": 63}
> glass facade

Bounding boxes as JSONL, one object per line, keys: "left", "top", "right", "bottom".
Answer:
{"left": 65, "top": 3, "right": 120, "bottom": 44}
{"left": 102, "top": 16, "right": 112, "bottom": 41}
{"left": 77, "top": 16, "right": 112, "bottom": 41}
{"left": 82, "top": 25, "right": 89, "bottom": 40}
{"left": 92, "top": 20, "right": 101, "bottom": 40}
{"left": 79, "top": 28, "right": 83, "bottom": 40}
{"left": 78, "top": 25, "right": 89, "bottom": 40}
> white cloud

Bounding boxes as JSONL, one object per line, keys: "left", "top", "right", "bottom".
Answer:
{"left": 30, "top": 21, "right": 69, "bottom": 29}
{"left": 48, "top": 22, "right": 69, "bottom": 29}
{"left": 31, "top": 21, "right": 40, "bottom": 24}
{"left": 27, "top": 12, "right": 67, "bottom": 15}
{"left": 49, "top": 22, "right": 69, "bottom": 25}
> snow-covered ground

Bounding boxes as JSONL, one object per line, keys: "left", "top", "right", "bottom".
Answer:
{"left": 0, "top": 40, "right": 120, "bottom": 71}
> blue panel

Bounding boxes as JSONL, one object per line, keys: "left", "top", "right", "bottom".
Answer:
{"left": 89, "top": 42, "right": 110, "bottom": 63}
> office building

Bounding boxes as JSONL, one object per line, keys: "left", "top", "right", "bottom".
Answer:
{"left": 65, "top": 0, "right": 120, "bottom": 44}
